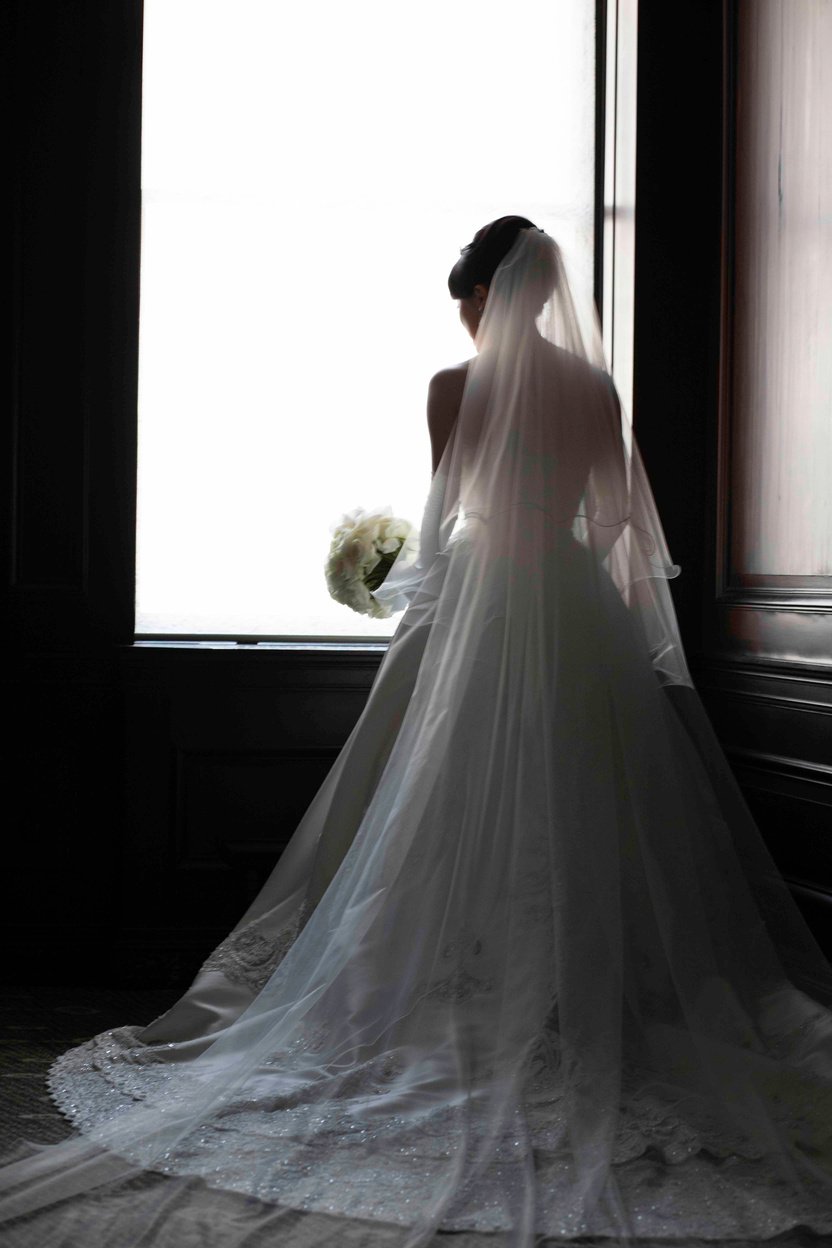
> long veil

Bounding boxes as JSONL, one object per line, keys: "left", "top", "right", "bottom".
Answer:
{"left": 2, "top": 228, "right": 832, "bottom": 1247}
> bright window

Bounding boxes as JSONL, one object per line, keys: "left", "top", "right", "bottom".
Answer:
{"left": 136, "top": 0, "right": 597, "bottom": 638}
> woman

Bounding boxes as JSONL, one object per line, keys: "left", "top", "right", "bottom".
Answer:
{"left": 2, "top": 217, "right": 832, "bottom": 1247}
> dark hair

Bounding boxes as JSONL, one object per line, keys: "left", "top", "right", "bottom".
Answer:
{"left": 447, "top": 215, "right": 541, "bottom": 299}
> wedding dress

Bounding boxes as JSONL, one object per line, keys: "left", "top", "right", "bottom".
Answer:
{"left": 3, "top": 228, "right": 832, "bottom": 1247}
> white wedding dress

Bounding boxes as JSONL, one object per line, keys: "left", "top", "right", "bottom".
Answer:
{"left": 3, "top": 230, "right": 832, "bottom": 1247}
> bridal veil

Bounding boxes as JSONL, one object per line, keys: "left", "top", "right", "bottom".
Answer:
{"left": 2, "top": 227, "right": 832, "bottom": 1247}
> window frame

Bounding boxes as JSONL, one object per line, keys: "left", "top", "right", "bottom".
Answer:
{"left": 134, "top": 0, "right": 618, "bottom": 650}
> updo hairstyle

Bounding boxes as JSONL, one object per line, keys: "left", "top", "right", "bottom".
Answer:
{"left": 448, "top": 215, "right": 542, "bottom": 299}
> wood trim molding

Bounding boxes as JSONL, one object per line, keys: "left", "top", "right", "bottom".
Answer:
{"left": 694, "top": 656, "right": 832, "bottom": 705}
{"left": 693, "top": 655, "right": 832, "bottom": 805}
{"left": 725, "top": 748, "right": 832, "bottom": 792}
{"left": 118, "top": 641, "right": 387, "bottom": 692}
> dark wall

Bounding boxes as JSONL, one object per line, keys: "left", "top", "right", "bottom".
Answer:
{"left": 632, "top": 1, "right": 832, "bottom": 960}
{"left": 632, "top": 0, "right": 725, "bottom": 652}
{"left": 7, "top": 1, "right": 830, "bottom": 987}
{"left": 7, "top": 2, "right": 143, "bottom": 984}
{"left": 7, "top": 2, "right": 383, "bottom": 988}
{"left": 9, "top": 2, "right": 141, "bottom": 651}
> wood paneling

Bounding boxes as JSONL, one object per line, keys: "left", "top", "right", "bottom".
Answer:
{"left": 7, "top": 0, "right": 831, "bottom": 990}
{"left": 4, "top": 655, "right": 124, "bottom": 983}
{"left": 12, "top": 6, "right": 87, "bottom": 593}
{"left": 7, "top": 1, "right": 141, "bottom": 651}
{"left": 730, "top": 0, "right": 832, "bottom": 586}
{"left": 5, "top": 1, "right": 143, "bottom": 985}
{"left": 711, "top": 0, "right": 832, "bottom": 660}
{"left": 684, "top": 2, "right": 832, "bottom": 958}
{"left": 632, "top": 1, "right": 832, "bottom": 959}
{"left": 174, "top": 750, "right": 339, "bottom": 872}
{"left": 696, "top": 660, "right": 832, "bottom": 896}
{"left": 706, "top": 1, "right": 831, "bottom": 948}
{"left": 112, "top": 643, "right": 383, "bottom": 985}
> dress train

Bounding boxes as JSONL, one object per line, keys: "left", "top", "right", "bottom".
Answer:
{"left": 3, "top": 226, "right": 832, "bottom": 1247}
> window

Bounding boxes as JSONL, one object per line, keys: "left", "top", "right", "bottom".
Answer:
{"left": 136, "top": 0, "right": 597, "bottom": 638}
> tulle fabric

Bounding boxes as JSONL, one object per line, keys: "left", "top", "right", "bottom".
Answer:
{"left": 376, "top": 230, "right": 688, "bottom": 690}
{"left": 2, "top": 230, "right": 832, "bottom": 1247}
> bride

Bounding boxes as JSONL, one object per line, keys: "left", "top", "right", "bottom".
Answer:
{"left": 2, "top": 217, "right": 832, "bottom": 1247}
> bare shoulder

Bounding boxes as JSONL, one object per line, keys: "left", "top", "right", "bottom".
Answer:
{"left": 427, "top": 361, "right": 470, "bottom": 402}
{"left": 426, "top": 361, "right": 470, "bottom": 472}
{"left": 541, "top": 340, "right": 618, "bottom": 405}
{"left": 426, "top": 361, "right": 470, "bottom": 429}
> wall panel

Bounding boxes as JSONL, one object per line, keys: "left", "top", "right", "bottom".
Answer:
{"left": 114, "top": 644, "right": 383, "bottom": 985}
{"left": 694, "top": 0, "right": 832, "bottom": 953}
{"left": 712, "top": 0, "right": 832, "bottom": 658}
{"left": 632, "top": 1, "right": 832, "bottom": 959}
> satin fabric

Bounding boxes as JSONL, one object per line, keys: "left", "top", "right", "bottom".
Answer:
{"left": 2, "top": 230, "right": 832, "bottom": 1248}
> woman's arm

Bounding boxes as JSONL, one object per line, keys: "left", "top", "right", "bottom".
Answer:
{"left": 426, "top": 365, "right": 468, "bottom": 475}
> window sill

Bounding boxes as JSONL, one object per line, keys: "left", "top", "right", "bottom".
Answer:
{"left": 130, "top": 637, "right": 390, "bottom": 653}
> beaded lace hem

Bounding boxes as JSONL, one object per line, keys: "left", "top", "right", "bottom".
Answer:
{"left": 46, "top": 1014, "right": 832, "bottom": 1240}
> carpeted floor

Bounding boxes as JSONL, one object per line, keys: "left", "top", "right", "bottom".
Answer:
{"left": 0, "top": 987, "right": 823, "bottom": 1247}
{"left": 0, "top": 987, "right": 180, "bottom": 1151}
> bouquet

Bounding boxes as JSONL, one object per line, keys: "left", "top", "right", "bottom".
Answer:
{"left": 326, "top": 506, "right": 418, "bottom": 619}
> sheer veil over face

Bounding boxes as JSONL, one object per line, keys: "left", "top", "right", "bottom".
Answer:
{"left": 2, "top": 227, "right": 832, "bottom": 1248}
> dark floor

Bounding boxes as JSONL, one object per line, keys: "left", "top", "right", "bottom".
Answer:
{"left": 0, "top": 988, "right": 825, "bottom": 1247}
{"left": 0, "top": 986, "right": 180, "bottom": 1151}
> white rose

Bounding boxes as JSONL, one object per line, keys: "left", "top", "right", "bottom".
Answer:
{"left": 325, "top": 507, "right": 415, "bottom": 617}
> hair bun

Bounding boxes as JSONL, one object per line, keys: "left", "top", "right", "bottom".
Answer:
{"left": 448, "top": 215, "right": 541, "bottom": 299}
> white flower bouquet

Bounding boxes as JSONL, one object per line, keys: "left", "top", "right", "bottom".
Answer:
{"left": 326, "top": 506, "right": 418, "bottom": 619}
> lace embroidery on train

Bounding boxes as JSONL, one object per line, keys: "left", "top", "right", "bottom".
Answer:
{"left": 200, "top": 905, "right": 309, "bottom": 995}
{"left": 46, "top": 1015, "right": 832, "bottom": 1238}
{"left": 416, "top": 921, "right": 496, "bottom": 1003}
{"left": 45, "top": 928, "right": 832, "bottom": 1240}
